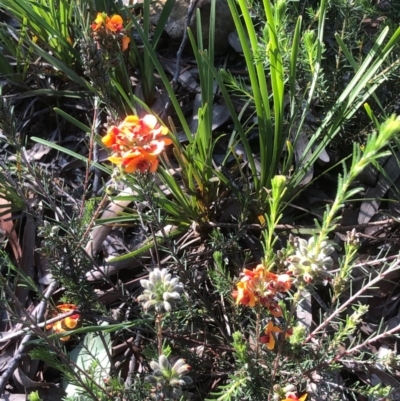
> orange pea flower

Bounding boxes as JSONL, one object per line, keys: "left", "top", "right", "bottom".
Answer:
{"left": 260, "top": 320, "right": 282, "bottom": 350}
{"left": 121, "top": 36, "right": 130, "bottom": 51}
{"left": 91, "top": 12, "right": 130, "bottom": 51}
{"left": 265, "top": 271, "right": 292, "bottom": 293}
{"left": 121, "top": 149, "right": 159, "bottom": 173}
{"left": 233, "top": 265, "right": 265, "bottom": 307}
{"left": 92, "top": 12, "right": 123, "bottom": 32}
{"left": 233, "top": 264, "right": 292, "bottom": 309}
{"left": 105, "top": 14, "right": 124, "bottom": 32}
{"left": 234, "top": 281, "right": 257, "bottom": 307}
{"left": 46, "top": 304, "right": 80, "bottom": 342}
{"left": 102, "top": 115, "right": 171, "bottom": 174}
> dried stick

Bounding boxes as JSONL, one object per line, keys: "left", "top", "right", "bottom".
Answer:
{"left": 304, "top": 256, "right": 400, "bottom": 344}
{"left": 79, "top": 96, "right": 101, "bottom": 218}
{"left": 0, "top": 309, "right": 79, "bottom": 344}
{"left": 0, "top": 281, "right": 58, "bottom": 395}
{"left": 173, "top": 0, "right": 201, "bottom": 85}
{"left": 0, "top": 281, "right": 101, "bottom": 399}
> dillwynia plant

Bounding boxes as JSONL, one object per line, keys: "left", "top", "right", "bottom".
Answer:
{"left": 212, "top": 115, "right": 400, "bottom": 400}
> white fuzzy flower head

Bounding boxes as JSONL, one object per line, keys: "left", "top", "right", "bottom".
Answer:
{"left": 137, "top": 268, "right": 184, "bottom": 313}
{"left": 145, "top": 355, "right": 192, "bottom": 400}
{"left": 287, "top": 236, "right": 335, "bottom": 284}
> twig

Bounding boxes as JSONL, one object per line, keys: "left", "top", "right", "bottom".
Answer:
{"left": 337, "top": 321, "right": 400, "bottom": 358}
{"left": 80, "top": 96, "right": 101, "bottom": 218}
{"left": 270, "top": 289, "right": 302, "bottom": 390}
{"left": 0, "top": 281, "right": 58, "bottom": 395}
{"left": 0, "top": 280, "right": 102, "bottom": 399}
{"left": 198, "top": 218, "right": 396, "bottom": 233}
{"left": 304, "top": 256, "right": 400, "bottom": 344}
{"left": 156, "top": 313, "right": 163, "bottom": 356}
{"left": 125, "top": 331, "right": 142, "bottom": 388}
{"left": 255, "top": 307, "right": 260, "bottom": 361}
{"left": 0, "top": 309, "right": 80, "bottom": 344}
{"left": 275, "top": 219, "right": 396, "bottom": 233}
{"left": 173, "top": 0, "right": 201, "bottom": 85}
{"left": 92, "top": 141, "right": 101, "bottom": 194}
{"left": 304, "top": 320, "right": 400, "bottom": 379}
{"left": 76, "top": 192, "right": 109, "bottom": 251}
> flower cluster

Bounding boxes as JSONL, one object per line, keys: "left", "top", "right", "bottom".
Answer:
{"left": 91, "top": 12, "right": 130, "bottom": 52}
{"left": 46, "top": 304, "right": 80, "bottom": 342}
{"left": 145, "top": 355, "right": 192, "bottom": 400}
{"left": 137, "top": 268, "right": 184, "bottom": 313}
{"left": 232, "top": 264, "right": 291, "bottom": 317}
{"left": 102, "top": 115, "right": 172, "bottom": 174}
{"left": 286, "top": 236, "right": 335, "bottom": 284}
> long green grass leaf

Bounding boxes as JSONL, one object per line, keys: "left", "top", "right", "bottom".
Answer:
{"left": 31, "top": 137, "right": 110, "bottom": 174}
{"left": 54, "top": 108, "right": 91, "bottom": 133}
{"left": 108, "top": 226, "right": 185, "bottom": 262}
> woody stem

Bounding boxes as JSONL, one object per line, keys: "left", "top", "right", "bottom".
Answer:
{"left": 156, "top": 313, "right": 163, "bottom": 356}
{"left": 255, "top": 306, "right": 261, "bottom": 361}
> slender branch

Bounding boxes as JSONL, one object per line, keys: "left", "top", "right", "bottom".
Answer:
{"left": 173, "top": 0, "right": 201, "bottom": 85}
{"left": 80, "top": 96, "right": 100, "bottom": 218}
{"left": 0, "top": 280, "right": 105, "bottom": 399}
{"left": 255, "top": 308, "right": 260, "bottom": 361}
{"left": 76, "top": 192, "right": 109, "bottom": 251}
{"left": 0, "top": 309, "right": 80, "bottom": 343}
{"left": 156, "top": 313, "right": 163, "bottom": 356}
{"left": 271, "top": 289, "right": 301, "bottom": 384}
{"left": 337, "top": 322, "right": 400, "bottom": 358}
{"left": 304, "top": 258, "right": 400, "bottom": 344}
{"left": 0, "top": 281, "right": 58, "bottom": 395}
{"left": 304, "top": 320, "right": 400, "bottom": 378}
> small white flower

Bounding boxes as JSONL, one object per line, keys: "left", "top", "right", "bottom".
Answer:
{"left": 145, "top": 355, "right": 192, "bottom": 400}
{"left": 137, "top": 268, "right": 184, "bottom": 313}
{"left": 287, "top": 236, "right": 335, "bottom": 284}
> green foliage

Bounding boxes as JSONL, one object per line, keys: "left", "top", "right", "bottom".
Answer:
{"left": 207, "top": 115, "right": 400, "bottom": 400}
{"left": 129, "top": 1, "right": 231, "bottom": 227}
{"left": 0, "top": 0, "right": 76, "bottom": 63}
{"left": 1, "top": 0, "right": 400, "bottom": 399}
{"left": 209, "top": 251, "right": 234, "bottom": 297}
{"left": 29, "top": 347, "right": 73, "bottom": 378}
{"left": 27, "top": 391, "right": 43, "bottom": 401}
{"left": 37, "top": 215, "right": 99, "bottom": 309}
{"left": 215, "top": 0, "right": 400, "bottom": 210}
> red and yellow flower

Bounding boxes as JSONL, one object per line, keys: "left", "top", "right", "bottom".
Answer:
{"left": 234, "top": 281, "right": 256, "bottom": 307}
{"left": 232, "top": 264, "right": 292, "bottom": 310}
{"left": 102, "top": 115, "right": 172, "bottom": 173}
{"left": 91, "top": 12, "right": 130, "bottom": 51}
{"left": 232, "top": 265, "right": 264, "bottom": 307}
{"left": 46, "top": 304, "right": 80, "bottom": 342}
{"left": 260, "top": 320, "right": 282, "bottom": 350}
{"left": 92, "top": 13, "right": 124, "bottom": 32}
